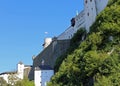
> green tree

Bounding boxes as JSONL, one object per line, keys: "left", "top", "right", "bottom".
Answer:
{"left": 15, "top": 77, "right": 34, "bottom": 86}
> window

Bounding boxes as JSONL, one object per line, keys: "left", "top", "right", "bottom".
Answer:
{"left": 91, "top": 8, "right": 93, "bottom": 10}
{"left": 69, "top": 36, "right": 70, "bottom": 39}
{"left": 71, "top": 18, "right": 75, "bottom": 27}
{"left": 90, "top": 0, "right": 92, "bottom": 2}
{"left": 87, "top": 12, "right": 89, "bottom": 16}
{"left": 85, "top": 0, "right": 87, "bottom": 3}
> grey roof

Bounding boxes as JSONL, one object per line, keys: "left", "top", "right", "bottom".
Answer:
{"left": 18, "top": 61, "right": 23, "bottom": 65}
{"left": 35, "top": 65, "right": 53, "bottom": 70}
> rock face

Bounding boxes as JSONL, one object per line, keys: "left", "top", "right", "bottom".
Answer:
{"left": 28, "top": 39, "right": 70, "bottom": 80}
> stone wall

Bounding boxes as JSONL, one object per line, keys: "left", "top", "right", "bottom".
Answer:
{"left": 28, "top": 39, "right": 70, "bottom": 80}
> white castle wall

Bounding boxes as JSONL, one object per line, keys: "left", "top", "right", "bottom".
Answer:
{"left": 34, "top": 68, "right": 41, "bottom": 86}
{"left": 84, "top": 0, "right": 97, "bottom": 32}
{"left": 57, "top": 26, "right": 74, "bottom": 40}
{"left": 74, "top": 11, "right": 85, "bottom": 31}
{"left": 58, "top": 11, "right": 85, "bottom": 40}
{"left": 58, "top": 0, "right": 109, "bottom": 40}
{"left": 95, "top": 0, "right": 109, "bottom": 14}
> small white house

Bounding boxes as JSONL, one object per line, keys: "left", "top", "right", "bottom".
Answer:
{"left": 34, "top": 65, "right": 54, "bottom": 86}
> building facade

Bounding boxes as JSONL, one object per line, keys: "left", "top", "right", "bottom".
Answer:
{"left": 58, "top": 0, "right": 109, "bottom": 40}
{"left": 34, "top": 65, "right": 54, "bottom": 86}
{"left": 17, "top": 62, "right": 24, "bottom": 79}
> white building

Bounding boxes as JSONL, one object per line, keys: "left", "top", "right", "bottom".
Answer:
{"left": 17, "top": 61, "right": 24, "bottom": 79}
{"left": 0, "top": 61, "right": 32, "bottom": 84}
{"left": 58, "top": 0, "right": 109, "bottom": 40}
{"left": 34, "top": 65, "right": 54, "bottom": 86}
{"left": 17, "top": 61, "right": 32, "bottom": 79}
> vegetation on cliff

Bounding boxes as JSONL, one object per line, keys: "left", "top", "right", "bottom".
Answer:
{"left": 48, "top": 0, "right": 120, "bottom": 86}
{"left": 0, "top": 77, "right": 34, "bottom": 86}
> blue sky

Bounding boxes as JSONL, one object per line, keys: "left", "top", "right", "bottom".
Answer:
{"left": 0, "top": 0, "right": 84, "bottom": 73}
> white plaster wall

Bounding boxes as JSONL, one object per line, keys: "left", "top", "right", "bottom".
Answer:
{"left": 95, "top": 0, "right": 109, "bottom": 14}
{"left": 41, "top": 70, "right": 54, "bottom": 86}
{"left": 58, "top": 11, "right": 85, "bottom": 40}
{"left": 17, "top": 63, "right": 24, "bottom": 79}
{"left": 34, "top": 70, "right": 41, "bottom": 86}
{"left": 34, "top": 70, "right": 54, "bottom": 86}
{"left": 75, "top": 11, "right": 85, "bottom": 30}
{"left": 57, "top": 26, "right": 74, "bottom": 40}
{"left": 84, "top": 0, "right": 97, "bottom": 32}
{"left": 84, "top": 0, "right": 109, "bottom": 32}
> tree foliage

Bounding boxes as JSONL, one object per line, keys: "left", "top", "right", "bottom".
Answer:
{"left": 0, "top": 77, "right": 8, "bottom": 86}
{"left": 0, "top": 76, "right": 34, "bottom": 86}
{"left": 15, "top": 77, "right": 34, "bottom": 86}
